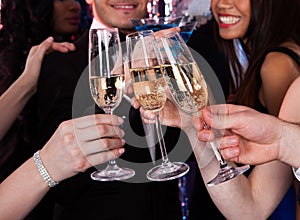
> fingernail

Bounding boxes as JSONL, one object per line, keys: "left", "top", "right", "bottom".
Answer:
{"left": 119, "top": 148, "right": 125, "bottom": 155}
{"left": 150, "top": 113, "right": 156, "bottom": 120}
{"left": 46, "top": 36, "right": 53, "bottom": 42}
{"left": 230, "top": 148, "right": 239, "bottom": 155}
{"left": 201, "top": 132, "right": 211, "bottom": 140}
{"left": 134, "top": 102, "right": 139, "bottom": 109}
{"left": 121, "top": 139, "right": 125, "bottom": 145}
{"left": 227, "top": 137, "right": 238, "bottom": 145}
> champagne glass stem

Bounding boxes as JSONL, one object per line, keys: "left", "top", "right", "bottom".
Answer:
{"left": 210, "top": 141, "right": 227, "bottom": 168}
{"left": 104, "top": 108, "right": 119, "bottom": 168}
{"left": 146, "top": 111, "right": 190, "bottom": 181}
{"left": 203, "top": 120, "right": 227, "bottom": 167}
{"left": 107, "top": 157, "right": 117, "bottom": 166}
{"left": 154, "top": 112, "right": 170, "bottom": 165}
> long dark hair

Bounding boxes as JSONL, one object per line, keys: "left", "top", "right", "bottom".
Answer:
{"left": 0, "top": 0, "right": 53, "bottom": 94}
{"left": 215, "top": 0, "right": 300, "bottom": 107}
{"left": 0, "top": 0, "right": 54, "bottom": 180}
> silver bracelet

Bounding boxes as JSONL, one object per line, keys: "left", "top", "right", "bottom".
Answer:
{"left": 33, "top": 150, "right": 59, "bottom": 187}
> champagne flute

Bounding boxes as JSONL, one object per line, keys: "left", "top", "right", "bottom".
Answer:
{"left": 156, "top": 31, "right": 250, "bottom": 186}
{"left": 89, "top": 28, "right": 135, "bottom": 181}
{"left": 126, "top": 30, "right": 190, "bottom": 181}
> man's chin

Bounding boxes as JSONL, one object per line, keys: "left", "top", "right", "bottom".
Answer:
{"left": 118, "top": 26, "right": 136, "bottom": 34}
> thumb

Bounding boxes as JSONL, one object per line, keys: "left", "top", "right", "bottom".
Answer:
{"left": 37, "top": 37, "right": 54, "bottom": 55}
{"left": 202, "top": 105, "right": 229, "bottom": 130}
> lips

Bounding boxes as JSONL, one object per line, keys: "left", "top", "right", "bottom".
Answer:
{"left": 218, "top": 14, "right": 241, "bottom": 28}
{"left": 66, "top": 17, "right": 80, "bottom": 25}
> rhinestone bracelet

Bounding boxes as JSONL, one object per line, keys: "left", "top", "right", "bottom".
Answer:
{"left": 33, "top": 150, "right": 59, "bottom": 187}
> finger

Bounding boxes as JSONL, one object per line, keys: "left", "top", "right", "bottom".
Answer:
{"left": 25, "top": 37, "right": 54, "bottom": 64}
{"left": 51, "top": 42, "right": 76, "bottom": 53}
{"left": 206, "top": 104, "right": 248, "bottom": 115}
{"left": 26, "top": 38, "right": 52, "bottom": 62}
{"left": 75, "top": 125, "right": 125, "bottom": 145}
{"left": 140, "top": 107, "right": 155, "bottom": 121}
{"left": 141, "top": 117, "right": 156, "bottom": 124}
{"left": 86, "top": 148, "right": 125, "bottom": 166}
{"left": 220, "top": 147, "right": 241, "bottom": 160}
{"left": 36, "top": 37, "right": 55, "bottom": 57}
{"left": 73, "top": 114, "right": 124, "bottom": 129}
{"left": 130, "top": 96, "right": 140, "bottom": 109}
{"left": 191, "top": 115, "right": 203, "bottom": 130}
{"left": 202, "top": 105, "right": 244, "bottom": 130}
{"left": 197, "top": 129, "right": 215, "bottom": 141}
{"left": 79, "top": 138, "right": 125, "bottom": 155}
{"left": 219, "top": 136, "right": 240, "bottom": 149}
{"left": 124, "top": 76, "right": 134, "bottom": 95}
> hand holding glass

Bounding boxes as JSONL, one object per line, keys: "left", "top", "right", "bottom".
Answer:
{"left": 156, "top": 31, "right": 250, "bottom": 186}
{"left": 88, "top": 28, "right": 135, "bottom": 181}
{"left": 126, "top": 30, "right": 190, "bottom": 181}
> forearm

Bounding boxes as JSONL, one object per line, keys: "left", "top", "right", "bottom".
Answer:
{"left": 189, "top": 130, "right": 271, "bottom": 219}
{"left": 0, "top": 75, "right": 36, "bottom": 140}
{"left": 0, "top": 157, "right": 49, "bottom": 220}
{"left": 200, "top": 164, "right": 265, "bottom": 219}
{"left": 279, "top": 120, "right": 300, "bottom": 168}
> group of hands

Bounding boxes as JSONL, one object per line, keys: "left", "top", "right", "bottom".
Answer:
{"left": 18, "top": 29, "right": 282, "bottom": 184}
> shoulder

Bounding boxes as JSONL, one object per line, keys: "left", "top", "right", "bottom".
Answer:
{"left": 261, "top": 46, "right": 300, "bottom": 79}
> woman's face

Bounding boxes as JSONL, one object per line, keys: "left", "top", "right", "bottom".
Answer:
{"left": 211, "top": 0, "right": 251, "bottom": 39}
{"left": 52, "top": 0, "right": 82, "bottom": 35}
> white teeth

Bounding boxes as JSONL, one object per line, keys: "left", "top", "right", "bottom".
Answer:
{"left": 114, "top": 5, "right": 135, "bottom": 9}
{"left": 219, "top": 16, "right": 240, "bottom": 24}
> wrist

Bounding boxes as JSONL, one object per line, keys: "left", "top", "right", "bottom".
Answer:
{"left": 278, "top": 120, "right": 300, "bottom": 168}
{"left": 17, "top": 74, "right": 38, "bottom": 96}
{"left": 33, "top": 150, "right": 59, "bottom": 187}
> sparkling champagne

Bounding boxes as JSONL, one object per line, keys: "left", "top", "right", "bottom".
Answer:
{"left": 89, "top": 75, "right": 124, "bottom": 112}
{"left": 162, "top": 62, "right": 208, "bottom": 114}
{"left": 130, "top": 66, "right": 167, "bottom": 111}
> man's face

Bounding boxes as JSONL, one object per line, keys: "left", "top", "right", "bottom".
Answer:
{"left": 88, "top": 0, "right": 149, "bottom": 34}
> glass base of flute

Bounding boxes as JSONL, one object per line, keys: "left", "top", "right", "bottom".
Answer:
{"left": 207, "top": 140, "right": 250, "bottom": 186}
{"left": 146, "top": 112, "right": 190, "bottom": 181}
{"left": 91, "top": 160, "right": 135, "bottom": 181}
{"left": 147, "top": 161, "right": 190, "bottom": 182}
